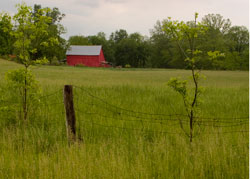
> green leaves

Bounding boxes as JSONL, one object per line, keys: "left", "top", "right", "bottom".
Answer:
{"left": 5, "top": 68, "right": 38, "bottom": 90}
{"left": 207, "top": 51, "right": 226, "bottom": 69}
{"left": 12, "top": 3, "right": 58, "bottom": 67}
{"left": 162, "top": 13, "right": 209, "bottom": 71}
{"left": 167, "top": 78, "right": 188, "bottom": 97}
{"left": 0, "top": 12, "right": 14, "bottom": 55}
{"left": 5, "top": 68, "right": 41, "bottom": 120}
{"left": 40, "top": 42, "right": 49, "bottom": 47}
{"left": 195, "top": 12, "right": 199, "bottom": 19}
{"left": 193, "top": 49, "right": 202, "bottom": 55}
{"left": 207, "top": 51, "right": 225, "bottom": 60}
{"left": 32, "top": 57, "right": 49, "bottom": 65}
{"left": 165, "top": 13, "right": 208, "bottom": 141}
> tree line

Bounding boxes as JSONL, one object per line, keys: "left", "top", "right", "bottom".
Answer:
{"left": 0, "top": 4, "right": 248, "bottom": 70}
{"left": 0, "top": 4, "right": 68, "bottom": 65}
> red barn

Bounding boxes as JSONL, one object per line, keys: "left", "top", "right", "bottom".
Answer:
{"left": 66, "top": 45, "right": 108, "bottom": 67}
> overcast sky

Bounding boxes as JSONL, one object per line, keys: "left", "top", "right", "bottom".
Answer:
{"left": 0, "top": 0, "right": 249, "bottom": 39}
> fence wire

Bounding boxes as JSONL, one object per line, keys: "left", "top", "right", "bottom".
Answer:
{"left": 72, "top": 86, "right": 249, "bottom": 137}
{"left": 1, "top": 86, "right": 248, "bottom": 138}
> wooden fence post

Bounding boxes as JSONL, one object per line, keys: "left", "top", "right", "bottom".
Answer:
{"left": 64, "top": 85, "right": 76, "bottom": 143}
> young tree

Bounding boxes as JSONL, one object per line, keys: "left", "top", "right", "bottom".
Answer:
{"left": 11, "top": 3, "right": 59, "bottom": 120}
{"left": 162, "top": 13, "right": 219, "bottom": 142}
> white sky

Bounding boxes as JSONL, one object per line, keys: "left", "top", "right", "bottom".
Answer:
{"left": 0, "top": 0, "right": 249, "bottom": 39}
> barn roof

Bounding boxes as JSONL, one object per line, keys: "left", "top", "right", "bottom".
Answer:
{"left": 66, "top": 45, "right": 102, "bottom": 56}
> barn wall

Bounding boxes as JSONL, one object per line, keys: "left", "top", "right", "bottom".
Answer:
{"left": 99, "top": 49, "right": 109, "bottom": 67}
{"left": 67, "top": 55, "right": 101, "bottom": 67}
{"left": 99, "top": 50, "right": 105, "bottom": 62}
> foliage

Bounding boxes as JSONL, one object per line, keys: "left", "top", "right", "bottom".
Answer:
{"left": 125, "top": 64, "right": 131, "bottom": 68}
{"left": 31, "top": 4, "right": 68, "bottom": 63}
{"left": 50, "top": 56, "right": 60, "bottom": 66}
{"left": 12, "top": 3, "right": 54, "bottom": 67}
{"left": 68, "top": 35, "right": 91, "bottom": 45}
{"left": 148, "top": 20, "right": 177, "bottom": 68}
{"left": 202, "top": 14, "right": 231, "bottom": 34}
{"left": 225, "top": 26, "right": 249, "bottom": 70}
{"left": 149, "top": 14, "right": 248, "bottom": 70}
{"left": 1, "top": 3, "right": 67, "bottom": 64}
{"left": 5, "top": 68, "right": 40, "bottom": 120}
{"left": 110, "top": 31, "right": 149, "bottom": 67}
{"left": 0, "top": 13, "right": 14, "bottom": 56}
{"left": 167, "top": 78, "right": 188, "bottom": 100}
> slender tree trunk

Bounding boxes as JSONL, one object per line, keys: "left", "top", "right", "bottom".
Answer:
{"left": 189, "top": 16, "right": 198, "bottom": 142}
{"left": 189, "top": 67, "right": 198, "bottom": 142}
{"left": 190, "top": 112, "right": 193, "bottom": 142}
{"left": 23, "top": 66, "right": 28, "bottom": 120}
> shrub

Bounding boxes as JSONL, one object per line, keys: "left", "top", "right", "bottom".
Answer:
{"left": 125, "top": 64, "right": 131, "bottom": 68}
{"left": 51, "top": 56, "right": 60, "bottom": 66}
{"left": 5, "top": 68, "right": 41, "bottom": 120}
{"left": 75, "top": 63, "right": 86, "bottom": 67}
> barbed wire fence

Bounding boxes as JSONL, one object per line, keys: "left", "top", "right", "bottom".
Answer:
{"left": 0, "top": 85, "right": 249, "bottom": 144}
{"left": 73, "top": 85, "right": 249, "bottom": 143}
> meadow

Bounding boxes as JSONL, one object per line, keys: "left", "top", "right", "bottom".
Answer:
{"left": 0, "top": 58, "right": 249, "bottom": 178}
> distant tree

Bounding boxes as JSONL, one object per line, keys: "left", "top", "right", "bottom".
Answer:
{"left": 226, "top": 26, "right": 249, "bottom": 53}
{"left": 225, "top": 26, "right": 249, "bottom": 70}
{"left": 68, "top": 35, "right": 91, "bottom": 45}
{"left": 149, "top": 20, "right": 184, "bottom": 68}
{"left": 202, "top": 14, "right": 231, "bottom": 34}
{"left": 110, "top": 29, "right": 128, "bottom": 43}
{"left": 31, "top": 4, "right": 68, "bottom": 63}
{"left": 0, "top": 13, "right": 14, "bottom": 56}
{"left": 109, "top": 29, "right": 129, "bottom": 66}
{"left": 129, "top": 32, "right": 149, "bottom": 67}
{"left": 111, "top": 31, "right": 149, "bottom": 67}
{"left": 192, "top": 14, "right": 231, "bottom": 69}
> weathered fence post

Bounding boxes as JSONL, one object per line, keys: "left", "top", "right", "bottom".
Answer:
{"left": 64, "top": 85, "right": 76, "bottom": 144}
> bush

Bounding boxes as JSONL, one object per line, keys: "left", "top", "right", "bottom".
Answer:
{"left": 75, "top": 63, "right": 86, "bottom": 67}
{"left": 51, "top": 61, "right": 60, "bottom": 66}
{"left": 5, "top": 68, "right": 41, "bottom": 120}
{"left": 125, "top": 64, "right": 131, "bottom": 68}
{"left": 50, "top": 56, "right": 61, "bottom": 66}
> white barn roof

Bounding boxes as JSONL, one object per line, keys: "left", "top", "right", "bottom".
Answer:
{"left": 66, "top": 45, "right": 102, "bottom": 56}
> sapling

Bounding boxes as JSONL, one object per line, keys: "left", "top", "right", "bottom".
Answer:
{"left": 6, "top": 3, "right": 59, "bottom": 120}
{"left": 163, "top": 13, "right": 224, "bottom": 142}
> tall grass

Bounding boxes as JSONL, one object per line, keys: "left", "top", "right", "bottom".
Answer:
{"left": 0, "top": 59, "right": 248, "bottom": 178}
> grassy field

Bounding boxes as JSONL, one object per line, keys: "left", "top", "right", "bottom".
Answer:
{"left": 0, "top": 59, "right": 249, "bottom": 178}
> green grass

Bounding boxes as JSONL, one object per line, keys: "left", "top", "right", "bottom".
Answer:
{"left": 0, "top": 59, "right": 249, "bottom": 178}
